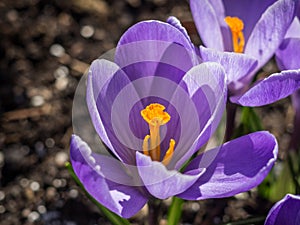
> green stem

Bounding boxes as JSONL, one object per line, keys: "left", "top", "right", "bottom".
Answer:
{"left": 66, "top": 162, "right": 131, "bottom": 225}
{"left": 167, "top": 197, "right": 184, "bottom": 225}
{"left": 287, "top": 154, "right": 300, "bottom": 194}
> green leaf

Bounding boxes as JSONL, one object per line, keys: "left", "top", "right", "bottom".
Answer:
{"left": 258, "top": 158, "right": 296, "bottom": 202}
{"left": 234, "top": 107, "right": 263, "bottom": 138}
{"left": 66, "top": 162, "right": 131, "bottom": 225}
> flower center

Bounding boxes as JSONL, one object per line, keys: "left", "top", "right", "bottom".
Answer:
{"left": 224, "top": 16, "right": 245, "bottom": 53}
{"left": 141, "top": 103, "right": 175, "bottom": 165}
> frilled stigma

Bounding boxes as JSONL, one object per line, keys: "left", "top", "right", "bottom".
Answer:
{"left": 224, "top": 16, "right": 245, "bottom": 53}
{"left": 141, "top": 103, "right": 175, "bottom": 165}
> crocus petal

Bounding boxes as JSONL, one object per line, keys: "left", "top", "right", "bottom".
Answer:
{"left": 87, "top": 59, "right": 124, "bottom": 161}
{"left": 200, "top": 46, "right": 258, "bottom": 92}
{"left": 275, "top": 38, "right": 300, "bottom": 70}
{"left": 230, "top": 70, "right": 300, "bottom": 106}
{"left": 70, "top": 135, "right": 148, "bottom": 218}
{"left": 115, "top": 21, "right": 198, "bottom": 86}
{"left": 166, "top": 16, "right": 193, "bottom": 46}
{"left": 265, "top": 194, "right": 300, "bottom": 225}
{"left": 174, "top": 62, "right": 227, "bottom": 169}
{"left": 136, "top": 152, "right": 205, "bottom": 199}
{"left": 284, "top": 17, "right": 300, "bottom": 38}
{"left": 178, "top": 131, "right": 278, "bottom": 200}
{"left": 245, "top": 0, "right": 297, "bottom": 72}
{"left": 190, "top": 0, "right": 224, "bottom": 51}
{"left": 88, "top": 59, "right": 146, "bottom": 163}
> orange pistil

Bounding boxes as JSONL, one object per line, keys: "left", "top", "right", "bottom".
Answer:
{"left": 224, "top": 16, "right": 245, "bottom": 53}
{"left": 141, "top": 103, "right": 175, "bottom": 165}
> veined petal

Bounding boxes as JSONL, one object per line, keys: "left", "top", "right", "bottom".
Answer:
{"left": 167, "top": 16, "right": 193, "bottom": 45}
{"left": 117, "top": 20, "right": 195, "bottom": 51}
{"left": 276, "top": 38, "right": 300, "bottom": 70}
{"left": 115, "top": 21, "right": 198, "bottom": 85}
{"left": 70, "top": 135, "right": 148, "bottom": 218}
{"left": 190, "top": 0, "right": 224, "bottom": 51}
{"left": 88, "top": 59, "right": 145, "bottom": 163}
{"left": 174, "top": 62, "right": 227, "bottom": 169}
{"left": 178, "top": 131, "right": 278, "bottom": 200}
{"left": 230, "top": 70, "right": 300, "bottom": 106}
{"left": 265, "top": 194, "right": 300, "bottom": 225}
{"left": 136, "top": 152, "right": 204, "bottom": 199}
{"left": 200, "top": 46, "right": 257, "bottom": 93}
{"left": 87, "top": 59, "right": 123, "bottom": 161}
{"left": 245, "top": 0, "right": 297, "bottom": 73}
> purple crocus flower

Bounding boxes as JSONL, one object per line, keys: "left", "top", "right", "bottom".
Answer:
{"left": 190, "top": 0, "right": 298, "bottom": 96}
{"left": 70, "top": 19, "right": 278, "bottom": 218}
{"left": 265, "top": 194, "right": 300, "bottom": 225}
{"left": 231, "top": 11, "right": 300, "bottom": 149}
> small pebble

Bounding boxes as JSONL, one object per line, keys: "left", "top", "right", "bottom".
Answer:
{"left": 55, "top": 152, "right": 68, "bottom": 167}
{"left": 49, "top": 44, "right": 65, "bottom": 57}
{"left": 54, "top": 66, "right": 69, "bottom": 79}
{"left": 0, "top": 191, "right": 5, "bottom": 201}
{"left": 31, "top": 95, "right": 45, "bottom": 107}
{"left": 20, "top": 178, "right": 30, "bottom": 188}
{"left": 46, "top": 187, "right": 57, "bottom": 200}
{"left": 69, "top": 189, "right": 78, "bottom": 199}
{"left": 28, "top": 211, "right": 40, "bottom": 222}
{"left": 6, "top": 10, "right": 18, "bottom": 22}
{"left": 45, "top": 138, "right": 55, "bottom": 148}
{"left": 22, "top": 208, "right": 31, "bottom": 217}
{"left": 55, "top": 77, "right": 69, "bottom": 91}
{"left": 35, "top": 141, "right": 46, "bottom": 158}
{"left": 0, "top": 205, "right": 5, "bottom": 214}
{"left": 190, "top": 202, "right": 200, "bottom": 211}
{"left": 235, "top": 192, "right": 249, "bottom": 200}
{"left": 52, "top": 179, "right": 62, "bottom": 188}
{"left": 80, "top": 25, "right": 95, "bottom": 38}
{"left": 30, "top": 181, "right": 40, "bottom": 192}
{"left": 37, "top": 205, "right": 47, "bottom": 214}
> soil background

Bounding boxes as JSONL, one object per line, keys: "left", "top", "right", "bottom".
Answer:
{"left": 0, "top": 0, "right": 293, "bottom": 225}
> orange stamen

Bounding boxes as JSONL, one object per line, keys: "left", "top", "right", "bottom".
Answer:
{"left": 141, "top": 103, "right": 175, "bottom": 165}
{"left": 224, "top": 16, "right": 245, "bottom": 53}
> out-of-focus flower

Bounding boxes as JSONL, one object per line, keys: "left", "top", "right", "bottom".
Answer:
{"left": 265, "top": 194, "right": 300, "bottom": 225}
{"left": 70, "top": 18, "right": 278, "bottom": 218}
{"left": 190, "top": 0, "right": 298, "bottom": 96}
{"left": 276, "top": 11, "right": 300, "bottom": 150}
{"left": 231, "top": 9, "right": 300, "bottom": 149}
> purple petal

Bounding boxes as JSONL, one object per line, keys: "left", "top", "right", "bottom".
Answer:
{"left": 284, "top": 17, "right": 300, "bottom": 38}
{"left": 70, "top": 135, "right": 148, "bottom": 218}
{"left": 115, "top": 42, "right": 199, "bottom": 85}
{"left": 200, "top": 46, "right": 258, "bottom": 93}
{"left": 231, "top": 70, "right": 300, "bottom": 106}
{"left": 87, "top": 59, "right": 125, "bottom": 161}
{"left": 190, "top": 0, "right": 224, "bottom": 51}
{"left": 245, "top": 0, "right": 297, "bottom": 72}
{"left": 173, "top": 62, "right": 227, "bottom": 169}
{"left": 117, "top": 20, "right": 195, "bottom": 51}
{"left": 136, "top": 152, "right": 204, "bottom": 199}
{"left": 265, "top": 194, "right": 300, "bottom": 225}
{"left": 276, "top": 38, "right": 300, "bottom": 70}
{"left": 88, "top": 59, "right": 146, "bottom": 163}
{"left": 166, "top": 16, "right": 193, "bottom": 45}
{"left": 178, "top": 131, "right": 278, "bottom": 200}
